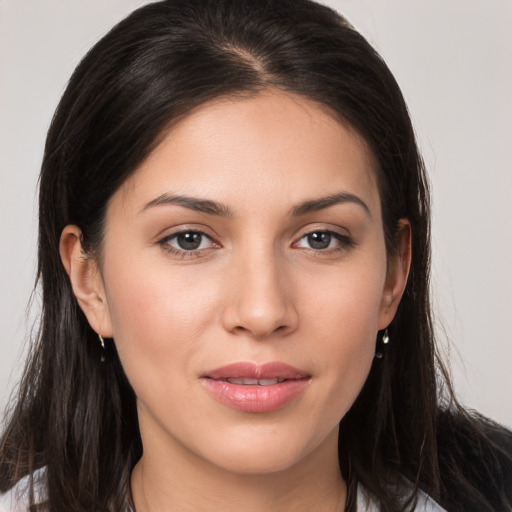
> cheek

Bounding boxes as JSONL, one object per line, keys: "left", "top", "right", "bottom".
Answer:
{"left": 300, "top": 259, "right": 385, "bottom": 410}
{"left": 302, "top": 256, "right": 386, "bottom": 346}
{"left": 104, "top": 248, "right": 222, "bottom": 335}
{"left": 102, "top": 256, "right": 223, "bottom": 396}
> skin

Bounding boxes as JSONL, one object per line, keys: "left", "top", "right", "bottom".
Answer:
{"left": 60, "top": 91, "right": 411, "bottom": 512}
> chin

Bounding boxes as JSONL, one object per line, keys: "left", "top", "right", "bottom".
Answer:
{"left": 197, "top": 426, "right": 332, "bottom": 476}
{"left": 211, "top": 448, "right": 306, "bottom": 476}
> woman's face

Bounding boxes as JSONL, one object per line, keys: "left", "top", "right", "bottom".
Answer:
{"left": 66, "top": 91, "right": 409, "bottom": 475}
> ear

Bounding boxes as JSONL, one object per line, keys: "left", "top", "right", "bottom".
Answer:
{"left": 59, "top": 225, "right": 113, "bottom": 338}
{"left": 377, "top": 219, "right": 412, "bottom": 330}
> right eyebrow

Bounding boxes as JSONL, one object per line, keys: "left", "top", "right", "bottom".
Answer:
{"left": 139, "top": 193, "right": 233, "bottom": 217}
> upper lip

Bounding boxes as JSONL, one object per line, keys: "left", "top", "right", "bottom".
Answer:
{"left": 203, "top": 362, "right": 310, "bottom": 380}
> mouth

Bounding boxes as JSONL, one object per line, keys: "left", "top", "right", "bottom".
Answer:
{"left": 201, "top": 362, "right": 311, "bottom": 413}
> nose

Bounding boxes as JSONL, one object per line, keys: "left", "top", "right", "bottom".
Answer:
{"left": 221, "top": 248, "right": 298, "bottom": 339}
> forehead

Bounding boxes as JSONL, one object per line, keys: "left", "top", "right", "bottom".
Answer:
{"left": 117, "top": 91, "right": 379, "bottom": 213}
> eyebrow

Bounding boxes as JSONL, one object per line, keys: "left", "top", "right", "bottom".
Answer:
{"left": 290, "top": 192, "right": 371, "bottom": 217}
{"left": 140, "top": 191, "right": 370, "bottom": 218}
{"left": 140, "top": 193, "right": 233, "bottom": 217}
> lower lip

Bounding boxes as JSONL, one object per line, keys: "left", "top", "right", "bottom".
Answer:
{"left": 201, "top": 378, "right": 310, "bottom": 413}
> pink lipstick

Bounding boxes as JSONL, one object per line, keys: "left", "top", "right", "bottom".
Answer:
{"left": 201, "top": 362, "right": 310, "bottom": 413}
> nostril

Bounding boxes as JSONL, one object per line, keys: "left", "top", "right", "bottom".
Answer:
{"left": 220, "top": 274, "right": 299, "bottom": 337}
{"left": 229, "top": 323, "right": 291, "bottom": 339}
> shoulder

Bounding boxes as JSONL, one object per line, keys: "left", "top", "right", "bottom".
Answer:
{"left": 356, "top": 482, "right": 446, "bottom": 511}
{"left": 0, "top": 468, "right": 46, "bottom": 512}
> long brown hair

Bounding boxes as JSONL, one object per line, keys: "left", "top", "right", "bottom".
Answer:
{"left": 1, "top": 1, "right": 511, "bottom": 511}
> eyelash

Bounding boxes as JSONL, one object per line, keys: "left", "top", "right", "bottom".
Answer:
{"left": 157, "top": 228, "right": 354, "bottom": 258}
{"left": 157, "top": 230, "right": 218, "bottom": 258}
{"left": 294, "top": 230, "right": 355, "bottom": 253}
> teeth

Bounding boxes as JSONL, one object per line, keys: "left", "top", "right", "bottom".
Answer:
{"left": 224, "top": 378, "right": 283, "bottom": 385}
{"left": 228, "top": 378, "right": 258, "bottom": 385}
{"left": 258, "top": 379, "right": 278, "bottom": 386}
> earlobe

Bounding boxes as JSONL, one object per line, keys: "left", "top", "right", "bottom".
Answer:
{"left": 59, "top": 225, "right": 113, "bottom": 337}
{"left": 378, "top": 219, "right": 412, "bottom": 329}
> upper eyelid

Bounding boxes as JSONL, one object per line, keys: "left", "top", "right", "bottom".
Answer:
{"left": 161, "top": 230, "right": 217, "bottom": 245}
{"left": 294, "top": 225, "right": 351, "bottom": 239}
{"left": 295, "top": 229, "right": 351, "bottom": 242}
{"left": 157, "top": 225, "right": 219, "bottom": 242}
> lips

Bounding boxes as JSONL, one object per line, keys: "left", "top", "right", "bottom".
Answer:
{"left": 201, "top": 362, "right": 310, "bottom": 413}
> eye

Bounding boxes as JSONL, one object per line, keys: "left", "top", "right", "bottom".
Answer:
{"left": 295, "top": 230, "right": 352, "bottom": 251}
{"left": 159, "top": 230, "right": 216, "bottom": 254}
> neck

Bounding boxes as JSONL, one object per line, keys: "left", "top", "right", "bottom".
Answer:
{"left": 131, "top": 428, "right": 346, "bottom": 512}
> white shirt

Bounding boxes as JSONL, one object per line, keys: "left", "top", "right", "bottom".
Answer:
{"left": 356, "top": 483, "right": 446, "bottom": 511}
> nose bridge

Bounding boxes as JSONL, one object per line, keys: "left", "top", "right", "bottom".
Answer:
{"left": 222, "top": 239, "right": 297, "bottom": 338}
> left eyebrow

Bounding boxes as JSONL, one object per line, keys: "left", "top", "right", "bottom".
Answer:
{"left": 290, "top": 192, "right": 372, "bottom": 218}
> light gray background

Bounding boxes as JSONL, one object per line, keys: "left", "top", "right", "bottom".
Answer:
{"left": 1, "top": 0, "right": 511, "bottom": 426}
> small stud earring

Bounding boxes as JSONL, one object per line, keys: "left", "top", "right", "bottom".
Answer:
{"left": 382, "top": 329, "right": 390, "bottom": 345}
